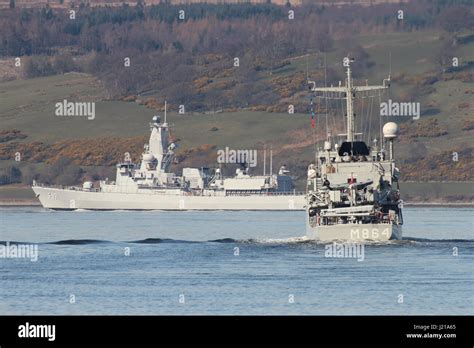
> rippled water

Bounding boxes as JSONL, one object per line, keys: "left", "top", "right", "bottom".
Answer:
{"left": 0, "top": 207, "right": 473, "bottom": 315}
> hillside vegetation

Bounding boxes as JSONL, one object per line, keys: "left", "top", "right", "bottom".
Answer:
{"left": 0, "top": 1, "right": 473, "bottom": 201}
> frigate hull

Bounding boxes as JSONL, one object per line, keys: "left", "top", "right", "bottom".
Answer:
{"left": 306, "top": 223, "right": 402, "bottom": 242}
{"left": 32, "top": 186, "right": 306, "bottom": 211}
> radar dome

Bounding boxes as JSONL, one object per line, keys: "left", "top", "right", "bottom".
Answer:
{"left": 142, "top": 153, "right": 155, "bottom": 162}
{"left": 383, "top": 122, "right": 399, "bottom": 139}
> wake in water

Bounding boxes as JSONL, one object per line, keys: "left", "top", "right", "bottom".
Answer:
{"left": 127, "top": 238, "right": 199, "bottom": 244}
{"left": 2, "top": 236, "right": 471, "bottom": 246}
{"left": 50, "top": 239, "right": 111, "bottom": 245}
{"left": 403, "top": 237, "right": 474, "bottom": 243}
{"left": 210, "top": 236, "right": 311, "bottom": 244}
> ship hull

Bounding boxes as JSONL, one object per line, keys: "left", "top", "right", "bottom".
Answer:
{"left": 306, "top": 223, "right": 402, "bottom": 242}
{"left": 32, "top": 186, "right": 306, "bottom": 211}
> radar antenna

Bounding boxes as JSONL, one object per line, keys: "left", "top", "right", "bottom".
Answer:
{"left": 308, "top": 58, "right": 390, "bottom": 142}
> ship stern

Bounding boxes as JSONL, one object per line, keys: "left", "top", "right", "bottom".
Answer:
{"left": 306, "top": 223, "right": 402, "bottom": 242}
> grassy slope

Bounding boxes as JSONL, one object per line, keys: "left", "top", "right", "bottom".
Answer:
{"left": 0, "top": 184, "right": 36, "bottom": 199}
{"left": 0, "top": 73, "right": 314, "bottom": 150}
{"left": 399, "top": 182, "right": 474, "bottom": 204}
{"left": 0, "top": 30, "right": 473, "bottom": 201}
{"left": 1, "top": 31, "right": 471, "bottom": 146}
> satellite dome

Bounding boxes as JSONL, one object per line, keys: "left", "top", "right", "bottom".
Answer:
{"left": 142, "top": 153, "right": 155, "bottom": 162}
{"left": 152, "top": 115, "right": 160, "bottom": 123}
{"left": 383, "top": 122, "right": 399, "bottom": 139}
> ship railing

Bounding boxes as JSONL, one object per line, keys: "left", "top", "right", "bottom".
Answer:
{"left": 320, "top": 219, "right": 393, "bottom": 226}
{"left": 33, "top": 182, "right": 100, "bottom": 192}
{"left": 174, "top": 190, "right": 306, "bottom": 197}
{"left": 317, "top": 211, "right": 397, "bottom": 226}
{"left": 32, "top": 182, "right": 68, "bottom": 189}
{"left": 224, "top": 191, "right": 305, "bottom": 196}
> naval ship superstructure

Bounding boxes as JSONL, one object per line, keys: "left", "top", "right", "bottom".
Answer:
{"left": 32, "top": 108, "right": 305, "bottom": 210}
{"left": 306, "top": 59, "right": 403, "bottom": 241}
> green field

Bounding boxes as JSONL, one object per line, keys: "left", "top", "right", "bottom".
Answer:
{"left": 286, "top": 31, "right": 446, "bottom": 79}
{"left": 0, "top": 73, "right": 316, "bottom": 152}
{"left": 0, "top": 30, "right": 473, "bottom": 201}
{"left": 0, "top": 184, "right": 36, "bottom": 200}
{"left": 400, "top": 182, "right": 474, "bottom": 201}
{"left": 0, "top": 30, "right": 472, "bottom": 148}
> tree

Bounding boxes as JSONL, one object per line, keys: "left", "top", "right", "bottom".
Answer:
{"left": 434, "top": 36, "right": 454, "bottom": 72}
{"left": 53, "top": 54, "right": 76, "bottom": 74}
{"left": 439, "top": 6, "right": 474, "bottom": 33}
{"left": 345, "top": 44, "right": 375, "bottom": 78}
{"left": 55, "top": 165, "right": 83, "bottom": 186}
{"left": 0, "top": 165, "right": 21, "bottom": 185}
{"left": 24, "top": 56, "right": 55, "bottom": 78}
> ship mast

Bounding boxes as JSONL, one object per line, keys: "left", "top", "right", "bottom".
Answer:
{"left": 308, "top": 58, "right": 391, "bottom": 143}
{"left": 345, "top": 60, "right": 354, "bottom": 142}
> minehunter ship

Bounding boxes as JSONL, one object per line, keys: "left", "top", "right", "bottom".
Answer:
{"left": 32, "top": 106, "right": 305, "bottom": 211}
{"left": 306, "top": 58, "right": 403, "bottom": 241}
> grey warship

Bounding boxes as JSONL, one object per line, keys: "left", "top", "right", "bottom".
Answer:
{"left": 306, "top": 58, "right": 403, "bottom": 241}
{"left": 32, "top": 104, "right": 305, "bottom": 210}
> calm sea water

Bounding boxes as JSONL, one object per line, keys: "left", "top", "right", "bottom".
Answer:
{"left": 0, "top": 207, "right": 473, "bottom": 315}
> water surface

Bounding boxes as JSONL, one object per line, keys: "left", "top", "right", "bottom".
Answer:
{"left": 1, "top": 207, "right": 472, "bottom": 315}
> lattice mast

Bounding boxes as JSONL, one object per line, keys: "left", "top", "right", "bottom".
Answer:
{"left": 308, "top": 58, "right": 391, "bottom": 142}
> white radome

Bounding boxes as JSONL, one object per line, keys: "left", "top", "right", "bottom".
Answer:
{"left": 142, "top": 153, "right": 155, "bottom": 162}
{"left": 383, "top": 122, "right": 399, "bottom": 139}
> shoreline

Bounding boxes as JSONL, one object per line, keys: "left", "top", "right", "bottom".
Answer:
{"left": 0, "top": 200, "right": 473, "bottom": 208}
{"left": 402, "top": 202, "right": 474, "bottom": 207}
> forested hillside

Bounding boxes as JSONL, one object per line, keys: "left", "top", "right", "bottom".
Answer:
{"left": 0, "top": 0, "right": 473, "bottom": 201}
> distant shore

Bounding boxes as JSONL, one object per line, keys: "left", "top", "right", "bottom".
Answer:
{"left": 402, "top": 202, "right": 474, "bottom": 207}
{"left": 0, "top": 182, "right": 473, "bottom": 207}
{"left": 0, "top": 199, "right": 472, "bottom": 207}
